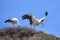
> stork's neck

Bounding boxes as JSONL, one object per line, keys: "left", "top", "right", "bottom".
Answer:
{"left": 39, "top": 16, "right": 46, "bottom": 23}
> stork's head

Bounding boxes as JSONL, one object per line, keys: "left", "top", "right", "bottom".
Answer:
{"left": 45, "top": 11, "right": 48, "bottom": 16}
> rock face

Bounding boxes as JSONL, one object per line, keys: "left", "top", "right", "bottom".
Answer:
{"left": 0, "top": 27, "right": 60, "bottom": 40}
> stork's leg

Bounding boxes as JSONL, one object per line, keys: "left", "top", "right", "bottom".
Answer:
{"left": 30, "top": 25, "right": 35, "bottom": 30}
{"left": 30, "top": 24, "right": 33, "bottom": 29}
{"left": 31, "top": 25, "right": 32, "bottom": 29}
{"left": 42, "top": 22, "right": 44, "bottom": 27}
{"left": 17, "top": 23, "right": 21, "bottom": 27}
{"left": 12, "top": 24, "right": 15, "bottom": 27}
{"left": 33, "top": 26, "right": 36, "bottom": 30}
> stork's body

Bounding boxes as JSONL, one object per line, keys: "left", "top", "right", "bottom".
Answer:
{"left": 22, "top": 11, "right": 48, "bottom": 26}
{"left": 4, "top": 18, "right": 20, "bottom": 27}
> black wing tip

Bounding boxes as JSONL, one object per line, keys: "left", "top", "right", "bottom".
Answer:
{"left": 4, "top": 20, "right": 11, "bottom": 23}
{"left": 22, "top": 14, "right": 28, "bottom": 20}
{"left": 22, "top": 15, "right": 24, "bottom": 20}
{"left": 45, "top": 11, "right": 48, "bottom": 16}
{"left": 4, "top": 20, "right": 7, "bottom": 23}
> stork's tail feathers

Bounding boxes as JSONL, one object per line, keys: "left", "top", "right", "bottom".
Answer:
{"left": 45, "top": 11, "right": 48, "bottom": 16}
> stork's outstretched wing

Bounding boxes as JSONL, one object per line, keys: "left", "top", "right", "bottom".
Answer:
{"left": 22, "top": 14, "right": 33, "bottom": 25}
{"left": 22, "top": 14, "right": 29, "bottom": 20}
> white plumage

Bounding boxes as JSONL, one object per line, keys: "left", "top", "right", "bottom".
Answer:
{"left": 5, "top": 18, "right": 20, "bottom": 27}
{"left": 22, "top": 11, "right": 48, "bottom": 27}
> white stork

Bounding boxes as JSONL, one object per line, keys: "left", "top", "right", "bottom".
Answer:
{"left": 4, "top": 18, "right": 20, "bottom": 27}
{"left": 22, "top": 11, "right": 48, "bottom": 28}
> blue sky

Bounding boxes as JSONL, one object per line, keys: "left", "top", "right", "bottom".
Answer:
{"left": 0, "top": 0, "right": 60, "bottom": 37}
